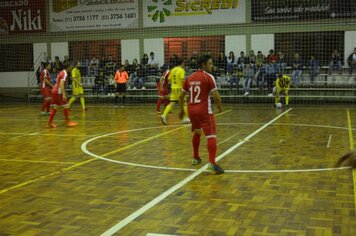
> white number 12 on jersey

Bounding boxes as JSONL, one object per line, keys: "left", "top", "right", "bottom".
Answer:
{"left": 189, "top": 85, "right": 201, "bottom": 103}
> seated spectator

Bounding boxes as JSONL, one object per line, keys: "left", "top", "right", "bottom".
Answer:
{"left": 93, "top": 69, "right": 105, "bottom": 95}
{"left": 276, "top": 51, "right": 286, "bottom": 73}
{"left": 265, "top": 60, "right": 278, "bottom": 96}
{"left": 105, "top": 55, "right": 116, "bottom": 77}
{"left": 99, "top": 56, "right": 106, "bottom": 70}
{"left": 291, "top": 53, "right": 303, "bottom": 87}
{"left": 147, "top": 52, "right": 159, "bottom": 75}
{"left": 227, "top": 51, "right": 236, "bottom": 75}
{"left": 237, "top": 51, "right": 248, "bottom": 70}
{"left": 255, "top": 63, "right": 266, "bottom": 91}
{"left": 266, "top": 49, "right": 279, "bottom": 63}
{"left": 256, "top": 50, "right": 265, "bottom": 70}
{"left": 214, "top": 50, "right": 227, "bottom": 75}
{"left": 169, "top": 54, "right": 178, "bottom": 69}
{"left": 347, "top": 47, "right": 356, "bottom": 75}
{"left": 89, "top": 55, "right": 99, "bottom": 76}
{"left": 242, "top": 63, "right": 254, "bottom": 96}
{"left": 189, "top": 51, "right": 198, "bottom": 73}
{"left": 248, "top": 50, "right": 257, "bottom": 70}
{"left": 309, "top": 55, "right": 320, "bottom": 85}
{"left": 328, "top": 49, "right": 342, "bottom": 74}
{"left": 141, "top": 53, "right": 149, "bottom": 69}
{"left": 52, "top": 56, "right": 63, "bottom": 74}
{"left": 130, "top": 64, "right": 146, "bottom": 89}
{"left": 228, "top": 67, "right": 242, "bottom": 90}
{"left": 80, "top": 57, "right": 89, "bottom": 76}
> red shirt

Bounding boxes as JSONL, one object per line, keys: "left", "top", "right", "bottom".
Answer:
{"left": 52, "top": 70, "right": 68, "bottom": 95}
{"left": 40, "top": 69, "right": 50, "bottom": 89}
{"left": 158, "top": 70, "right": 169, "bottom": 89}
{"left": 183, "top": 70, "right": 217, "bottom": 115}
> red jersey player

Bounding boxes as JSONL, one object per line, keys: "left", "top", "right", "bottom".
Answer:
{"left": 48, "top": 63, "right": 78, "bottom": 128}
{"left": 179, "top": 53, "right": 224, "bottom": 174}
{"left": 40, "top": 62, "right": 53, "bottom": 115}
{"left": 156, "top": 66, "right": 170, "bottom": 113}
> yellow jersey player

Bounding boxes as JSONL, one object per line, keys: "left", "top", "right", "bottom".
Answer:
{"left": 68, "top": 61, "right": 87, "bottom": 111}
{"left": 161, "top": 58, "right": 189, "bottom": 125}
{"left": 274, "top": 73, "right": 291, "bottom": 107}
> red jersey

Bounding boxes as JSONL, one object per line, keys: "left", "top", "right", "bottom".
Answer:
{"left": 158, "top": 70, "right": 169, "bottom": 89}
{"left": 52, "top": 70, "right": 68, "bottom": 95}
{"left": 183, "top": 70, "right": 217, "bottom": 115}
{"left": 40, "top": 69, "right": 50, "bottom": 89}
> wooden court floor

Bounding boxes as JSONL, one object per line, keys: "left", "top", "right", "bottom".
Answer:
{"left": 1, "top": 103, "right": 356, "bottom": 236}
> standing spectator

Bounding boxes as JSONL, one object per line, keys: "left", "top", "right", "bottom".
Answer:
{"left": 156, "top": 66, "right": 170, "bottom": 114}
{"left": 328, "top": 49, "right": 342, "bottom": 74}
{"left": 291, "top": 53, "right": 303, "bottom": 87}
{"left": 347, "top": 47, "right": 356, "bottom": 75}
{"left": 114, "top": 65, "right": 129, "bottom": 106}
{"left": 309, "top": 55, "right": 320, "bottom": 85}
{"left": 179, "top": 53, "right": 224, "bottom": 174}
{"left": 265, "top": 60, "right": 278, "bottom": 96}
{"left": 47, "top": 63, "right": 78, "bottom": 128}
{"left": 226, "top": 51, "right": 236, "bottom": 75}
{"left": 89, "top": 55, "right": 99, "bottom": 76}
{"left": 40, "top": 62, "right": 53, "bottom": 115}
{"left": 242, "top": 63, "right": 254, "bottom": 96}
{"left": 68, "top": 61, "right": 87, "bottom": 111}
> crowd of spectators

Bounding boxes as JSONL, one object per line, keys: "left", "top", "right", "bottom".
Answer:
{"left": 37, "top": 47, "right": 356, "bottom": 97}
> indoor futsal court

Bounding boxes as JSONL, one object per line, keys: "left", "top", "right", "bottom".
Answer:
{"left": 0, "top": 104, "right": 356, "bottom": 235}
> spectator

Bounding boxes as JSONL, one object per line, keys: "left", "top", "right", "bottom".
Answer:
{"left": 255, "top": 62, "right": 266, "bottom": 91}
{"left": 267, "top": 49, "right": 279, "bottom": 63}
{"left": 189, "top": 51, "right": 198, "bottom": 72}
{"left": 265, "top": 60, "right": 278, "bottom": 96}
{"left": 141, "top": 53, "right": 149, "bottom": 69}
{"left": 214, "top": 50, "right": 227, "bottom": 74}
{"left": 228, "top": 67, "right": 242, "bottom": 90}
{"left": 147, "top": 52, "right": 159, "bottom": 75}
{"left": 130, "top": 64, "right": 146, "bottom": 89}
{"left": 242, "top": 63, "right": 254, "bottom": 96}
{"left": 169, "top": 53, "right": 178, "bottom": 69}
{"left": 89, "top": 55, "right": 99, "bottom": 76}
{"left": 256, "top": 50, "right": 265, "bottom": 70}
{"left": 105, "top": 54, "right": 116, "bottom": 76}
{"left": 309, "top": 55, "right": 320, "bottom": 85}
{"left": 347, "top": 47, "right": 356, "bottom": 75}
{"left": 52, "top": 56, "right": 63, "bottom": 74}
{"left": 237, "top": 51, "right": 248, "bottom": 70}
{"left": 248, "top": 50, "right": 257, "bottom": 70}
{"left": 328, "top": 49, "right": 342, "bottom": 74}
{"left": 98, "top": 56, "right": 106, "bottom": 70}
{"left": 291, "top": 53, "right": 303, "bottom": 87}
{"left": 226, "top": 51, "right": 236, "bottom": 75}
{"left": 93, "top": 69, "right": 105, "bottom": 95}
{"left": 276, "top": 51, "right": 286, "bottom": 73}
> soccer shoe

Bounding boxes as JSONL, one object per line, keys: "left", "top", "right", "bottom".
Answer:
{"left": 66, "top": 121, "right": 78, "bottom": 127}
{"left": 161, "top": 115, "right": 167, "bottom": 125}
{"left": 181, "top": 117, "right": 190, "bottom": 124}
{"left": 47, "top": 123, "right": 56, "bottom": 128}
{"left": 40, "top": 111, "right": 47, "bottom": 115}
{"left": 207, "top": 163, "right": 225, "bottom": 174}
{"left": 192, "top": 158, "right": 202, "bottom": 165}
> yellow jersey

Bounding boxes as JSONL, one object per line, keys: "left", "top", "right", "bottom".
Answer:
{"left": 276, "top": 75, "right": 291, "bottom": 89}
{"left": 71, "top": 67, "right": 82, "bottom": 88}
{"left": 168, "top": 66, "right": 185, "bottom": 89}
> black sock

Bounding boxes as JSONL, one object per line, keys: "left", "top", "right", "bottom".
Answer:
{"left": 122, "top": 95, "right": 126, "bottom": 105}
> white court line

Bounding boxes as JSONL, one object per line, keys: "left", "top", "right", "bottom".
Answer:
{"left": 147, "top": 234, "right": 179, "bottom": 236}
{"left": 327, "top": 134, "right": 332, "bottom": 148}
{"left": 100, "top": 108, "right": 292, "bottom": 236}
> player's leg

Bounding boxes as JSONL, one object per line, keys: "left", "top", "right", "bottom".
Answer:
{"left": 192, "top": 130, "right": 202, "bottom": 165}
{"left": 202, "top": 114, "right": 224, "bottom": 174}
{"left": 285, "top": 89, "right": 289, "bottom": 105}
{"left": 78, "top": 87, "right": 86, "bottom": 110}
{"left": 68, "top": 87, "right": 78, "bottom": 108}
{"left": 48, "top": 94, "right": 59, "bottom": 127}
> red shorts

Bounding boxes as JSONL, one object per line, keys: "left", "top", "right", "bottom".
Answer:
{"left": 189, "top": 111, "right": 216, "bottom": 137}
{"left": 41, "top": 87, "right": 51, "bottom": 99}
{"left": 158, "top": 88, "right": 168, "bottom": 97}
{"left": 51, "top": 93, "right": 68, "bottom": 107}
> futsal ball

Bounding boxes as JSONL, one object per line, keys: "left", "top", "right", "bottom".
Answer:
{"left": 275, "top": 102, "right": 282, "bottom": 108}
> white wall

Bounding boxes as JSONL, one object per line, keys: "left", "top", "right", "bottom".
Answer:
{"left": 144, "top": 38, "right": 164, "bottom": 67}
{"left": 51, "top": 42, "right": 68, "bottom": 61}
{"left": 121, "top": 39, "right": 140, "bottom": 64}
{"left": 225, "top": 35, "right": 246, "bottom": 57}
{"left": 251, "top": 34, "right": 274, "bottom": 56}
{"left": 344, "top": 31, "right": 356, "bottom": 65}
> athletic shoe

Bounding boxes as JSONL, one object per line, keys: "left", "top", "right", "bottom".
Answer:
{"left": 181, "top": 117, "right": 190, "bottom": 124}
{"left": 47, "top": 123, "right": 56, "bottom": 128}
{"left": 40, "top": 111, "right": 47, "bottom": 115}
{"left": 267, "top": 93, "right": 273, "bottom": 97}
{"left": 161, "top": 115, "right": 167, "bottom": 125}
{"left": 244, "top": 92, "right": 249, "bottom": 96}
{"left": 82, "top": 108, "right": 88, "bottom": 111}
{"left": 66, "top": 121, "right": 78, "bottom": 127}
{"left": 142, "top": 87, "right": 146, "bottom": 90}
{"left": 156, "top": 111, "right": 161, "bottom": 114}
{"left": 207, "top": 163, "right": 225, "bottom": 174}
{"left": 192, "top": 158, "right": 202, "bottom": 165}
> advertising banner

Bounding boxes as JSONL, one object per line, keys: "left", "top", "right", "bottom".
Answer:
{"left": 143, "top": 0, "right": 246, "bottom": 27}
{"left": 252, "top": 0, "right": 356, "bottom": 22}
{"left": 49, "top": 0, "right": 138, "bottom": 32}
{"left": 0, "top": 0, "right": 46, "bottom": 36}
